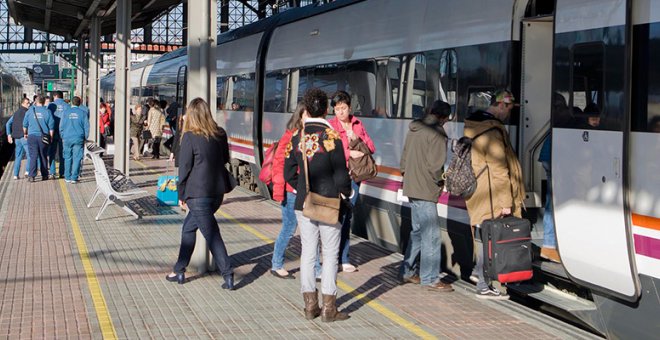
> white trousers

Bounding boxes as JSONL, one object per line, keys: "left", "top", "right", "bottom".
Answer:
{"left": 296, "top": 211, "right": 342, "bottom": 295}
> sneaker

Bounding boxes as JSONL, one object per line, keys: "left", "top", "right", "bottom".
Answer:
{"left": 476, "top": 286, "right": 509, "bottom": 300}
{"left": 425, "top": 281, "right": 454, "bottom": 293}
{"left": 13, "top": 176, "right": 18, "bottom": 180}
{"left": 469, "top": 274, "right": 479, "bottom": 284}
{"left": 49, "top": 174, "right": 56, "bottom": 180}
{"left": 27, "top": 177, "right": 35, "bottom": 183}
{"left": 24, "top": 171, "right": 28, "bottom": 176}
{"left": 401, "top": 275, "right": 421, "bottom": 285}
{"left": 70, "top": 180, "right": 78, "bottom": 184}
{"left": 65, "top": 180, "right": 71, "bottom": 183}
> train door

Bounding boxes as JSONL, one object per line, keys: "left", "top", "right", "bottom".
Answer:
{"left": 552, "top": 0, "right": 639, "bottom": 301}
{"left": 176, "top": 65, "right": 187, "bottom": 116}
{"left": 519, "top": 17, "right": 554, "bottom": 209}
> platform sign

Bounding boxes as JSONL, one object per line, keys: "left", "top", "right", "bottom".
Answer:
{"left": 61, "top": 68, "right": 76, "bottom": 79}
{"left": 32, "top": 64, "right": 59, "bottom": 83}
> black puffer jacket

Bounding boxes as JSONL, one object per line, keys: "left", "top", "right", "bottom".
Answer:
{"left": 284, "top": 118, "right": 352, "bottom": 211}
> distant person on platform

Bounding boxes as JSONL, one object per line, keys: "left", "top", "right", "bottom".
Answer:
{"left": 49, "top": 91, "right": 70, "bottom": 179}
{"left": 5, "top": 97, "right": 31, "bottom": 179}
{"left": 59, "top": 96, "right": 89, "bottom": 184}
{"left": 99, "top": 100, "right": 111, "bottom": 155}
{"left": 22, "top": 95, "right": 54, "bottom": 182}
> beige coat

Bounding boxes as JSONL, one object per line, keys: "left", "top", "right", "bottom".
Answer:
{"left": 464, "top": 116, "right": 525, "bottom": 226}
{"left": 147, "top": 107, "right": 165, "bottom": 137}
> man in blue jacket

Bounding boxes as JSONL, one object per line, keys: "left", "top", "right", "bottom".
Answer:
{"left": 23, "top": 95, "right": 54, "bottom": 182}
{"left": 59, "top": 96, "right": 89, "bottom": 183}
{"left": 49, "top": 91, "right": 70, "bottom": 179}
{"left": 5, "top": 97, "right": 31, "bottom": 179}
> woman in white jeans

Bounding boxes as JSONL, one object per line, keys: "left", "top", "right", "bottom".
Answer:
{"left": 284, "top": 88, "right": 352, "bottom": 322}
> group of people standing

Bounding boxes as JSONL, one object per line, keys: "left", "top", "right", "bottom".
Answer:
{"left": 128, "top": 98, "right": 179, "bottom": 161}
{"left": 6, "top": 91, "right": 89, "bottom": 183}
{"left": 160, "top": 87, "right": 547, "bottom": 321}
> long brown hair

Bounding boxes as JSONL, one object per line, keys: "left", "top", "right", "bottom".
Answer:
{"left": 183, "top": 97, "right": 221, "bottom": 139}
{"left": 286, "top": 102, "right": 306, "bottom": 131}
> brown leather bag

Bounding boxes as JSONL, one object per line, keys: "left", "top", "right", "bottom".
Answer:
{"left": 300, "top": 131, "right": 341, "bottom": 225}
{"left": 348, "top": 138, "right": 378, "bottom": 182}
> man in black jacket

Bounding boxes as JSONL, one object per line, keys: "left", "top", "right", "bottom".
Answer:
{"left": 5, "top": 98, "right": 31, "bottom": 179}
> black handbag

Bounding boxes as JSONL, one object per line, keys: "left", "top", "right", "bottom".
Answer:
{"left": 32, "top": 109, "right": 51, "bottom": 145}
{"left": 142, "top": 130, "right": 153, "bottom": 140}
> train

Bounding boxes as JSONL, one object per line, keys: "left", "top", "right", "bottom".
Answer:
{"left": 0, "top": 62, "right": 25, "bottom": 174}
{"left": 99, "top": 0, "right": 660, "bottom": 338}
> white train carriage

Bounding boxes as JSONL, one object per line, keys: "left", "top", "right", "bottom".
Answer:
{"left": 100, "top": 0, "right": 660, "bottom": 337}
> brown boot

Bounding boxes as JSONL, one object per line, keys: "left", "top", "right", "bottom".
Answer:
{"left": 321, "top": 294, "right": 349, "bottom": 322}
{"left": 303, "top": 291, "right": 321, "bottom": 320}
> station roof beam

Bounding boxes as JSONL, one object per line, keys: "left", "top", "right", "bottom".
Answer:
{"left": 8, "top": 0, "right": 182, "bottom": 39}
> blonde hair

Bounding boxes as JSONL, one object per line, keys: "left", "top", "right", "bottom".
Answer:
{"left": 183, "top": 97, "right": 220, "bottom": 139}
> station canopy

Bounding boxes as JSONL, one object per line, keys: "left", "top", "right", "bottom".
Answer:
{"left": 8, "top": 0, "right": 182, "bottom": 39}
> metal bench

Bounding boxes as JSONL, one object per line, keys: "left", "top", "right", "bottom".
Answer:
{"left": 84, "top": 143, "right": 147, "bottom": 220}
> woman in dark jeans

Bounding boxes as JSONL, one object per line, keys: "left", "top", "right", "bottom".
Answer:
{"left": 165, "top": 97, "right": 234, "bottom": 290}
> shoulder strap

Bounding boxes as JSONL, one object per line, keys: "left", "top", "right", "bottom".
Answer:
{"left": 300, "top": 129, "right": 310, "bottom": 195}
{"left": 33, "top": 108, "right": 46, "bottom": 135}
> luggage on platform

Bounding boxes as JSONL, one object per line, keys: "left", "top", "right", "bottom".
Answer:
{"left": 480, "top": 216, "right": 533, "bottom": 283}
{"left": 157, "top": 175, "right": 179, "bottom": 206}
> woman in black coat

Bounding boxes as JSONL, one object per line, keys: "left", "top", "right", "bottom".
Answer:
{"left": 165, "top": 97, "right": 234, "bottom": 290}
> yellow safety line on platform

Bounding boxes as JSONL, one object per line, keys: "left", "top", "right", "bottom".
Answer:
{"left": 133, "top": 161, "right": 435, "bottom": 338}
{"left": 215, "top": 209, "right": 437, "bottom": 340}
{"left": 59, "top": 181, "right": 118, "bottom": 340}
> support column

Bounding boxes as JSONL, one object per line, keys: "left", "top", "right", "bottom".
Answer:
{"left": 114, "top": 0, "right": 131, "bottom": 174}
{"left": 89, "top": 17, "right": 101, "bottom": 144}
{"left": 76, "top": 38, "right": 85, "bottom": 100}
{"left": 187, "top": 0, "right": 218, "bottom": 273}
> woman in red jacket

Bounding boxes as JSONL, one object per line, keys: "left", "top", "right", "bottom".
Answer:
{"left": 327, "top": 90, "right": 376, "bottom": 273}
{"left": 270, "top": 103, "right": 306, "bottom": 278}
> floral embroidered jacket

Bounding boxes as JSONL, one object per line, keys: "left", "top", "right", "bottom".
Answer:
{"left": 284, "top": 117, "right": 352, "bottom": 211}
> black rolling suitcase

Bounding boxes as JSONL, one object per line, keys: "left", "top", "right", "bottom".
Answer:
{"left": 480, "top": 216, "right": 533, "bottom": 283}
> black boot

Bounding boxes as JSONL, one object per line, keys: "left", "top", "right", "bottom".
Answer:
{"left": 222, "top": 274, "right": 234, "bottom": 290}
{"left": 303, "top": 290, "right": 321, "bottom": 320}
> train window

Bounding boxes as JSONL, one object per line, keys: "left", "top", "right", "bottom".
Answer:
{"left": 467, "top": 87, "right": 495, "bottom": 115}
{"left": 264, "top": 71, "right": 287, "bottom": 113}
{"left": 217, "top": 76, "right": 228, "bottom": 110}
{"left": 439, "top": 50, "right": 458, "bottom": 108}
{"left": 568, "top": 43, "right": 605, "bottom": 130}
{"left": 632, "top": 23, "right": 660, "bottom": 133}
{"left": 231, "top": 73, "right": 256, "bottom": 111}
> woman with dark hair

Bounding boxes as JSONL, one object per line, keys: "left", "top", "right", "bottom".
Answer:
{"left": 327, "top": 90, "right": 376, "bottom": 273}
{"left": 165, "top": 97, "right": 234, "bottom": 290}
{"left": 270, "top": 103, "right": 306, "bottom": 279}
{"left": 284, "top": 88, "right": 352, "bottom": 322}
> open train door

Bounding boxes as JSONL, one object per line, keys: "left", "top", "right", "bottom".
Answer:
{"left": 552, "top": 0, "right": 640, "bottom": 301}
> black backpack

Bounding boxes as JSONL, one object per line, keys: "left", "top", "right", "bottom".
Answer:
{"left": 443, "top": 128, "right": 495, "bottom": 197}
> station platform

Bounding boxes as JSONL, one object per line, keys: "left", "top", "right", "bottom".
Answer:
{"left": 0, "top": 157, "right": 599, "bottom": 339}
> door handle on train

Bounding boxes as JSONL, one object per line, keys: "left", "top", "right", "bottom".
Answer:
{"left": 614, "top": 157, "right": 621, "bottom": 179}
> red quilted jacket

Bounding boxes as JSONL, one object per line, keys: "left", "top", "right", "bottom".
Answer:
{"left": 272, "top": 129, "right": 296, "bottom": 202}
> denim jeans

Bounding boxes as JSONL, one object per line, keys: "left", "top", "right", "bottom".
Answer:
{"left": 297, "top": 211, "right": 342, "bottom": 295}
{"left": 173, "top": 197, "right": 233, "bottom": 277}
{"left": 473, "top": 227, "right": 489, "bottom": 291}
{"left": 399, "top": 199, "right": 442, "bottom": 286}
{"left": 541, "top": 161, "right": 556, "bottom": 248}
{"left": 63, "top": 139, "right": 85, "bottom": 181}
{"left": 27, "top": 135, "right": 49, "bottom": 179}
{"left": 271, "top": 192, "right": 298, "bottom": 270}
{"left": 49, "top": 135, "right": 64, "bottom": 177}
{"left": 339, "top": 180, "right": 359, "bottom": 264}
{"left": 12, "top": 138, "right": 28, "bottom": 176}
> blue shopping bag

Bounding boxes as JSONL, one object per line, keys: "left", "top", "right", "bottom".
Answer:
{"left": 156, "top": 175, "right": 179, "bottom": 206}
